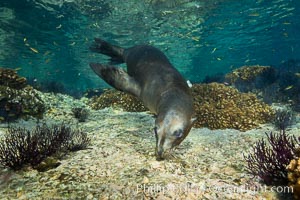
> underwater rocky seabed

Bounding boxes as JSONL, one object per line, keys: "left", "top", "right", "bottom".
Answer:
{"left": 0, "top": 91, "right": 299, "bottom": 200}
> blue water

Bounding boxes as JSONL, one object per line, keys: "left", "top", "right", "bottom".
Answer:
{"left": 0, "top": 0, "right": 299, "bottom": 95}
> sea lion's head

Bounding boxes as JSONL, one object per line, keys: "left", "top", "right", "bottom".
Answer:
{"left": 154, "top": 110, "right": 196, "bottom": 160}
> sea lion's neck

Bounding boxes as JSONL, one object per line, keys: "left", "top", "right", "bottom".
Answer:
{"left": 156, "top": 87, "right": 194, "bottom": 117}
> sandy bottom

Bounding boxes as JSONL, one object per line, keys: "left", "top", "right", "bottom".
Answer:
{"left": 0, "top": 96, "right": 299, "bottom": 199}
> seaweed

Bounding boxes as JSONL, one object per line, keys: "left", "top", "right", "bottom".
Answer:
{"left": 244, "top": 131, "right": 299, "bottom": 185}
{"left": 273, "top": 107, "right": 296, "bottom": 131}
{"left": 71, "top": 107, "right": 89, "bottom": 122}
{"left": 66, "top": 129, "right": 91, "bottom": 151}
{"left": 0, "top": 123, "right": 91, "bottom": 170}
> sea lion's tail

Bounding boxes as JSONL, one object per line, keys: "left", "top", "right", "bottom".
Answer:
{"left": 90, "top": 38, "right": 124, "bottom": 64}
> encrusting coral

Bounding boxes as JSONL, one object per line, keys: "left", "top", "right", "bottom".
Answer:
{"left": 0, "top": 85, "right": 45, "bottom": 121}
{"left": 89, "top": 89, "right": 147, "bottom": 112}
{"left": 287, "top": 154, "right": 300, "bottom": 199}
{"left": 225, "top": 65, "right": 276, "bottom": 84}
{"left": 89, "top": 83, "right": 274, "bottom": 131}
{"left": 0, "top": 67, "right": 45, "bottom": 121}
{"left": 224, "top": 65, "right": 277, "bottom": 92}
{"left": 0, "top": 67, "right": 27, "bottom": 89}
{"left": 191, "top": 83, "right": 274, "bottom": 131}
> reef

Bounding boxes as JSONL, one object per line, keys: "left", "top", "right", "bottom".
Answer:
{"left": 83, "top": 88, "right": 103, "bottom": 98}
{"left": 89, "top": 83, "right": 274, "bottom": 131}
{"left": 0, "top": 67, "right": 27, "bottom": 89}
{"left": 0, "top": 68, "right": 45, "bottom": 122}
{"left": 191, "top": 83, "right": 274, "bottom": 131}
{"left": 244, "top": 131, "right": 299, "bottom": 186}
{"left": 276, "top": 60, "right": 300, "bottom": 111}
{"left": 287, "top": 154, "right": 300, "bottom": 199}
{"left": 224, "top": 65, "right": 277, "bottom": 93}
{"left": 0, "top": 123, "right": 91, "bottom": 170}
{"left": 223, "top": 62, "right": 300, "bottom": 111}
{"left": 89, "top": 89, "right": 147, "bottom": 112}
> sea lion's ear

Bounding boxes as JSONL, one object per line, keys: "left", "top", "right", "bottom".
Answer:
{"left": 190, "top": 117, "right": 197, "bottom": 125}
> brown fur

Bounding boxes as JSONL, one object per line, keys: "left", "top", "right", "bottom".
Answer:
{"left": 90, "top": 38, "right": 195, "bottom": 160}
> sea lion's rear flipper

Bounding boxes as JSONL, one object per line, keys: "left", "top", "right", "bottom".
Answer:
{"left": 90, "top": 63, "right": 141, "bottom": 97}
{"left": 90, "top": 38, "right": 124, "bottom": 64}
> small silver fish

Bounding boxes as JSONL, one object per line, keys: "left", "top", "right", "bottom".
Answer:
{"left": 284, "top": 85, "right": 293, "bottom": 90}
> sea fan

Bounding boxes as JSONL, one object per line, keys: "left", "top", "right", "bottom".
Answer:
{"left": 71, "top": 107, "right": 89, "bottom": 122}
{"left": 273, "top": 107, "right": 295, "bottom": 131}
{"left": 244, "top": 131, "right": 299, "bottom": 185}
{"left": 0, "top": 123, "right": 91, "bottom": 170}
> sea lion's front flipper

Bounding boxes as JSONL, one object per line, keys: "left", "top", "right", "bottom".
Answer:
{"left": 90, "top": 63, "right": 141, "bottom": 97}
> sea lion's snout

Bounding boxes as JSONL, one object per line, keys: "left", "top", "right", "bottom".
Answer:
{"left": 154, "top": 114, "right": 196, "bottom": 160}
{"left": 154, "top": 127, "right": 185, "bottom": 160}
{"left": 156, "top": 146, "right": 164, "bottom": 161}
{"left": 154, "top": 127, "right": 164, "bottom": 160}
{"left": 154, "top": 127, "right": 168, "bottom": 160}
{"left": 155, "top": 138, "right": 177, "bottom": 161}
{"left": 154, "top": 127, "right": 183, "bottom": 160}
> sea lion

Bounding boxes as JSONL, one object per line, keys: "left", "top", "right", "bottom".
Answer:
{"left": 89, "top": 38, "right": 196, "bottom": 160}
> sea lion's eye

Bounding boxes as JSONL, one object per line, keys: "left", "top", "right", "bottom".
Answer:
{"left": 173, "top": 129, "right": 183, "bottom": 138}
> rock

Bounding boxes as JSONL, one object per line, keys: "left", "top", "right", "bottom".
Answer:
{"left": 142, "top": 176, "right": 149, "bottom": 184}
{"left": 35, "top": 157, "right": 61, "bottom": 172}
